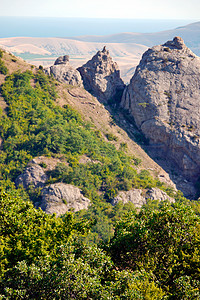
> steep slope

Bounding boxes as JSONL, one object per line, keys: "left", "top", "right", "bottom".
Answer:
{"left": 0, "top": 48, "right": 178, "bottom": 198}
{"left": 121, "top": 37, "right": 200, "bottom": 187}
{"left": 0, "top": 49, "right": 34, "bottom": 112}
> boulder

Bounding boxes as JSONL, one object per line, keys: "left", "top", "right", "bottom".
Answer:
{"left": 121, "top": 37, "right": 200, "bottom": 179}
{"left": 146, "top": 188, "right": 174, "bottom": 203}
{"left": 77, "top": 46, "right": 125, "bottom": 102}
{"left": 111, "top": 189, "right": 146, "bottom": 208}
{"left": 45, "top": 55, "right": 83, "bottom": 87}
{"left": 40, "top": 183, "right": 91, "bottom": 216}
{"left": 15, "top": 164, "right": 47, "bottom": 189}
{"left": 111, "top": 187, "right": 174, "bottom": 208}
{"left": 15, "top": 156, "right": 66, "bottom": 189}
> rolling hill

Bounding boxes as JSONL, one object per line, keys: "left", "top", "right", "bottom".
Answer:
{"left": 0, "top": 21, "right": 199, "bottom": 83}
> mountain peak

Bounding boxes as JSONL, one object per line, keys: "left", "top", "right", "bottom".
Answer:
{"left": 77, "top": 47, "right": 125, "bottom": 102}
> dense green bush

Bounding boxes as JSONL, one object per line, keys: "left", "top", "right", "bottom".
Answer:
{"left": 108, "top": 202, "right": 200, "bottom": 298}
{"left": 0, "top": 188, "right": 165, "bottom": 299}
{"left": 0, "top": 51, "right": 8, "bottom": 75}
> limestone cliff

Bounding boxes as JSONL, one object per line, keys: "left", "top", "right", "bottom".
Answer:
{"left": 121, "top": 37, "right": 200, "bottom": 180}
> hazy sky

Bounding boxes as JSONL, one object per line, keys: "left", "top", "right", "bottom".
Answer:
{"left": 0, "top": 0, "right": 200, "bottom": 19}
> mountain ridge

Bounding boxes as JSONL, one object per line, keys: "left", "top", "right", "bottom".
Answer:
{"left": 0, "top": 43, "right": 197, "bottom": 198}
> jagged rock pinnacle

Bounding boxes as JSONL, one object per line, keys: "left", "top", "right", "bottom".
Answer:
{"left": 77, "top": 47, "right": 125, "bottom": 102}
{"left": 102, "top": 46, "right": 107, "bottom": 52}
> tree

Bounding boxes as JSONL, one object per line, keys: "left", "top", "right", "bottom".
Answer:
{"left": 0, "top": 188, "right": 91, "bottom": 277}
{"left": 108, "top": 202, "right": 200, "bottom": 297}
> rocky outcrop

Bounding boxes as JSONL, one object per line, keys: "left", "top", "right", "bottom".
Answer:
{"left": 15, "top": 156, "right": 66, "bottom": 189}
{"left": 77, "top": 46, "right": 125, "bottom": 102}
{"left": 111, "top": 189, "right": 146, "bottom": 208}
{"left": 16, "top": 157, "right": 91, "bottom": 215}
{"left": 111, "top": 187, "right": 174, "bottom": 208}
{"left": 121, "top": 37, "right": 200, "bottom": 179}
{"left": 45, "top": 55, "right": 83, "bottom": 87}
{"left": 146, "top": 188, "right": 174, "bottom": 203}
{"left": 15, "top": 164, "right": 47, "bottom": 189}
{"left": 39, "top": 183, "right": 91, "bottom": 216}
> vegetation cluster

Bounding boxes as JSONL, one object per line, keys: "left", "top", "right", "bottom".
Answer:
{"left": 0, "top": 50, "right": 8, "bottom": 75}
{"left": 1, "top": 190, "right": 200, "bottom": 299}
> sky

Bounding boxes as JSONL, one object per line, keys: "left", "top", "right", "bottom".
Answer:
{"left": 0, "top": 0, "right": 200, "bottom": 19}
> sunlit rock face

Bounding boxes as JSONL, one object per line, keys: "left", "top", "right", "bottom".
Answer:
{"left": 45, "top": 55, "right": 83, "bottom": 86}
{"left": 121, "top": 37, "right": 200, "bottom": 179}
{"left": 77, "top": 46, "right": 125, "bottom": 102}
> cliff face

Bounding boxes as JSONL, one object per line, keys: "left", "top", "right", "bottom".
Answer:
{"left": 121, "top": 37, "right": 200, "bottom": 179}
{"left": 77, "top": 46, "right": 125, "bottom": 102}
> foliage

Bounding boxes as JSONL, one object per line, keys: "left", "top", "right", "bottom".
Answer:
{"left": 108, "top": 202, "right": 200, "bottom": 298}
{"left": 76, "top": 200, "right": 136, "bottom": 244}
{"left": 0, "top": 188, "right": 91, "bottom": 277}
{"left": 106, "top": 132, "right": 118, "bottom": 141}
{"left": 0, "top": 50, "right": 8, "bottom": 75}
{"left": 0, "top": 188, "right": 165, "bottom": 299}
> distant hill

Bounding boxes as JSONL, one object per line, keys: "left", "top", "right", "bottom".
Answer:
{"left": 72, "top": 22, "right": 200, "bottom": 55}
{"left": 0, "top": 21, "right": 199, "bottom": 83}
{"left": 0, "top": 37, "right": 147, "bottom": 83}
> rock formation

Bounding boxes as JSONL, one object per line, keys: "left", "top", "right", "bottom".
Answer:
{"left": 111, "top": 189, "right": 145, "bottom": 208}
{"left": 77, "top": 46, "right": 125, "bottom": 102}
{"left": 16, "top": 157, "right": 91, "bottom": 215}
{"left": 121, "top": 37, "right": 200, "bottom": 180}
{"left": 146, "top": 188, "right": 174, "bottom": 203}
{"left": 111, "top": 187, "right": 174, "bottom": 208}
{"left": 45, "top": 55, "right": 83, "bottom": 86}
{"left": 15, "top": 164, "right": 47, "bottom": 189}
{"left": 40, "top": 183, "right": 91, "bottom": 216}
{"left": 15, "top": 156, "right": 65, "bottom": 189}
